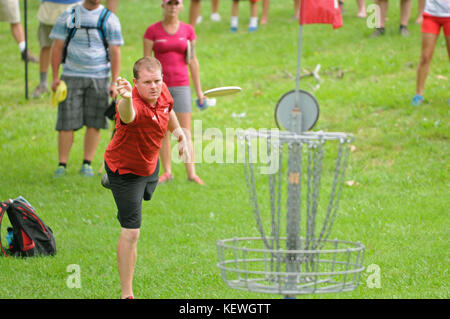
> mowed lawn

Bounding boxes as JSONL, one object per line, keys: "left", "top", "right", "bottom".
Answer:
{"left": 0, "top": 1, "right": 448, "bottom": 299}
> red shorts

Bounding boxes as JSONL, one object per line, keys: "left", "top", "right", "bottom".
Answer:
{"left": 421, "top": 13, "right": 450, "bottom": 36}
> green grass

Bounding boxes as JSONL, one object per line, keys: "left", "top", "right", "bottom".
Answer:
{"left": 0, "top": 1, "right": 448, "bottom": 299}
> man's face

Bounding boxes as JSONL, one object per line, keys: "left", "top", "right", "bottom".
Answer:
{"left": 133, "top": 68, "right": 163, "bottom": 105}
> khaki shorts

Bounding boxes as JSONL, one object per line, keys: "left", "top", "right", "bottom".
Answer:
{"left": 0, "top": 0, "right": 20, "bottom": 24}
{"left": 38, "top": 23, "right": 54, "bottom": 48}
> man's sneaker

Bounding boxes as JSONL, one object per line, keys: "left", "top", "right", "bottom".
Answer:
{"left": 400, "top": 25, "right": 410, "bottom": 36}
{"left": 54, "top": 166, "right": 66, "bottom": 178}
{"left": 248, "top": 26, "right": 258, "bottom": 32}
{"left": 411, "top": 94, "right": 424, "bottom": 106}
{"left": 230, "top": 26, "right": 238, "bottom": 32}
{"left": 370, "top": 27, "right": 385, "bottom": 38}
{"left": 21, "top": 49, "right": 39, "bottom": 63}
{"left": 80, "top": 164, "right": 94, "bottom": 177}
{"left": 32, "top": 84, "right": 49, "bottom": 98}
{"left": 196, "top": 15, "right": 203, "bottom": 24}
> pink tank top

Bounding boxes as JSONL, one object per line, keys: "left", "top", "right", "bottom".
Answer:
{"left": 144, "top": 21, "right": 196, "bottom": 87}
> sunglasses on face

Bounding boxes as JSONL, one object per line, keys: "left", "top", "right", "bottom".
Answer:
{"left": 166, "top": 1, "right": 180, "bottom": 5}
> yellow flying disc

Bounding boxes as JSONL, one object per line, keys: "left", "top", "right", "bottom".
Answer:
{"left": 52, "top": 81, "right": 67, "bottom": 107}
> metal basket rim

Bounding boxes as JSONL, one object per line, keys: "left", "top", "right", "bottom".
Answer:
{"left": 217, "top": 237, "right": 365, "bottom": 254}
{"left": 236, "top": 129, "right": 354, "bottom": 143}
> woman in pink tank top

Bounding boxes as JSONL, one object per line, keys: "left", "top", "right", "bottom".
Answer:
{"left": 144, "top": 0, "right": 205, "bottom": 185}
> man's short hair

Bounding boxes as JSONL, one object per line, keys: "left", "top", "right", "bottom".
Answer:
{"left": 133, "top": 56, "right": 163, "bottom": 79}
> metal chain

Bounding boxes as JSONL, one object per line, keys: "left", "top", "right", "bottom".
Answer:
{"left": 243, "top": 136, "right": 272, "bottom": 250}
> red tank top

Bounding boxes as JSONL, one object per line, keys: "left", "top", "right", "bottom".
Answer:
{"left": 104, "top": 83, "right": 173, "bottom": 176}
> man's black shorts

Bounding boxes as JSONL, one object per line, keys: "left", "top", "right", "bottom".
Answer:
{"left": 105, "top": 161, "right": 159, "bottom": 229}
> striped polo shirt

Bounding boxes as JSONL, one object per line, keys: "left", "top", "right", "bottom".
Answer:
{"left": 50, "top": 4, "right": 124, "bottom": 78}
{"left": 104, "top": 84, "right": 174, "bottom": 176}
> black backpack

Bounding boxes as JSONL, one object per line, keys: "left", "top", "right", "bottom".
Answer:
{"left": 0, "top": 197, "right": 56, "bottom": 257}
{"left": 62, "top": 6, "right": 112, "bottom": 63}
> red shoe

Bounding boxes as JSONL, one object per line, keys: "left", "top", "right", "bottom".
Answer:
{"left": 158, "top": 172, "right": 174, "bottom": 184}
{"left": 188, "top": 175, "right": 204, "bottom": 185}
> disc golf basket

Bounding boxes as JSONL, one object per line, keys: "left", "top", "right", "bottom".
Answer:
{"left": 216, "top": 128, "right": 365, "bottom": 296}
{"left": 216, "top": 5, "right": 364, "bottom": 296}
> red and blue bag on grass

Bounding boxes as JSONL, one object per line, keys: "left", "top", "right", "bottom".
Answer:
{"left": 0, "top": 197, "right": 56, "bottom": 257}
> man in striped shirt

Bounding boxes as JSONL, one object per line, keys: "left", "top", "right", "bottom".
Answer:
{"left": 50, "top": 0, "right": 123, "bottom": 177}
{"left": 104, "top": 56, "right": 188, "bottom": 299}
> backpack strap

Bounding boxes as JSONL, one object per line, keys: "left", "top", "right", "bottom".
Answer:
{"left": 97, "top": 8, "right": 112, "bottom": 62}
{"left": 0, "top": 201, "right": 11, "bottom": 257}
{"left": 62, "top": 7, "right": 112, "bottom": 64}
{"left": 62, "top": 7, "right": 77, "bottom": 64}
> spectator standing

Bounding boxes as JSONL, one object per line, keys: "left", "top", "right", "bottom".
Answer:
{"left": 0, "top": 0, "right": 39, "bottom": 62}
{"left": 189, "top": 0, "right": 221, "bottom": 26}
{"left": 144, "top": 0, "right": 205, "bottom": 185}
{"left": 50, "top": 0, "right": 123, "bottom": 177}
{"left": 412, "top": 0, "right": 450, "bottom": 106}
{"left": 33, "top": 0, "right": 82, "bottom": 99}
{"left": 230, "top": 0, "right": 260, "bottom": 32}
{"left": 370, "top": 0, "right": 413, "bottom": 37}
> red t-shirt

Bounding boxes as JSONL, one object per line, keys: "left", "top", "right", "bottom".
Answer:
{"left": 104, "top": 83, "right": 174, "bottom": 176}
{"left": 143, "top": 21, "right": 196, "bottom": 87}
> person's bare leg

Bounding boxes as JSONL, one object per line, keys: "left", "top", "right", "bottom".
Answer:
{"left": 10, "top": 22, "right": 24, "bottom": 43}
{"left": 356, "top": 0, "right": 366, "bottom": 18}
{"left": 58, "top": 130, "right": 74, "bottom": 164}
{"left": 400, "top": 0, "right": 412, "bottom": 27}
{"left": 189, "top": 0, "right": 201, "bottom": 26}
{"left": 159, "top": 132, "right": 172, "bottom": 177}
{"left": 376, "top": 0, "right": 388, "bottom": 28}
{"left": 83, "top": 127, "right": 101, "bottom": 162}
{"left": 176, "top": 112, "right": 202, "bottom": 183}
{"left": 231, "top": 0, "right": 239, "bottom": 17}
{"left": 117, "top": 228, "right": 140, "bottom": 299}
{"left": 261, "top": 0, "right": 270, "bottom": 24}
{"left": 294, "top": 0, "right": 300, "bottom": 19}
{"left": 416, "top": 33, "right": 438, "bottom": 96}
{"left": 10, "top": 22, "right": 38, "bottom": 62}
{"left": 211, "top": 0, "right": 219, "bottom": 13}
{"left": 39, "top": 47, "right": 51, "bottom": 74}
{"left": 445, "top": 35, "right": 450, "bottom": 58}
{"left": 231, "top": 0, "right": 239, "bottom": 30}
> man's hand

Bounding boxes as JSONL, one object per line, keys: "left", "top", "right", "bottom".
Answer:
{"left": 109, "top": 83, "right": 118, "bottom": 99}
{"left": 116, "top": 77, "right": 132, "bottom": 99}
{"left": 172, "top": 127, "right": 191, "bottom": 162}
{"left": 52, "top": 78, "right": 61, "bottom": 92}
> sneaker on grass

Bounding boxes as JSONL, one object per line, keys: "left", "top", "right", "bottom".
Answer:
{"left": 411, "top": 94, "right": 424, "bottom": 106}
{"left": 54, "top": 166, "right": 66, "bottom": 178}
{"left": 80, "top": 164, "right": 94, "bottom": 177}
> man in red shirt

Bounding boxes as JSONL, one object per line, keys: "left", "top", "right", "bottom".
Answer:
{"left": 104, "top": 56, "right": 188, "bottom": 299}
